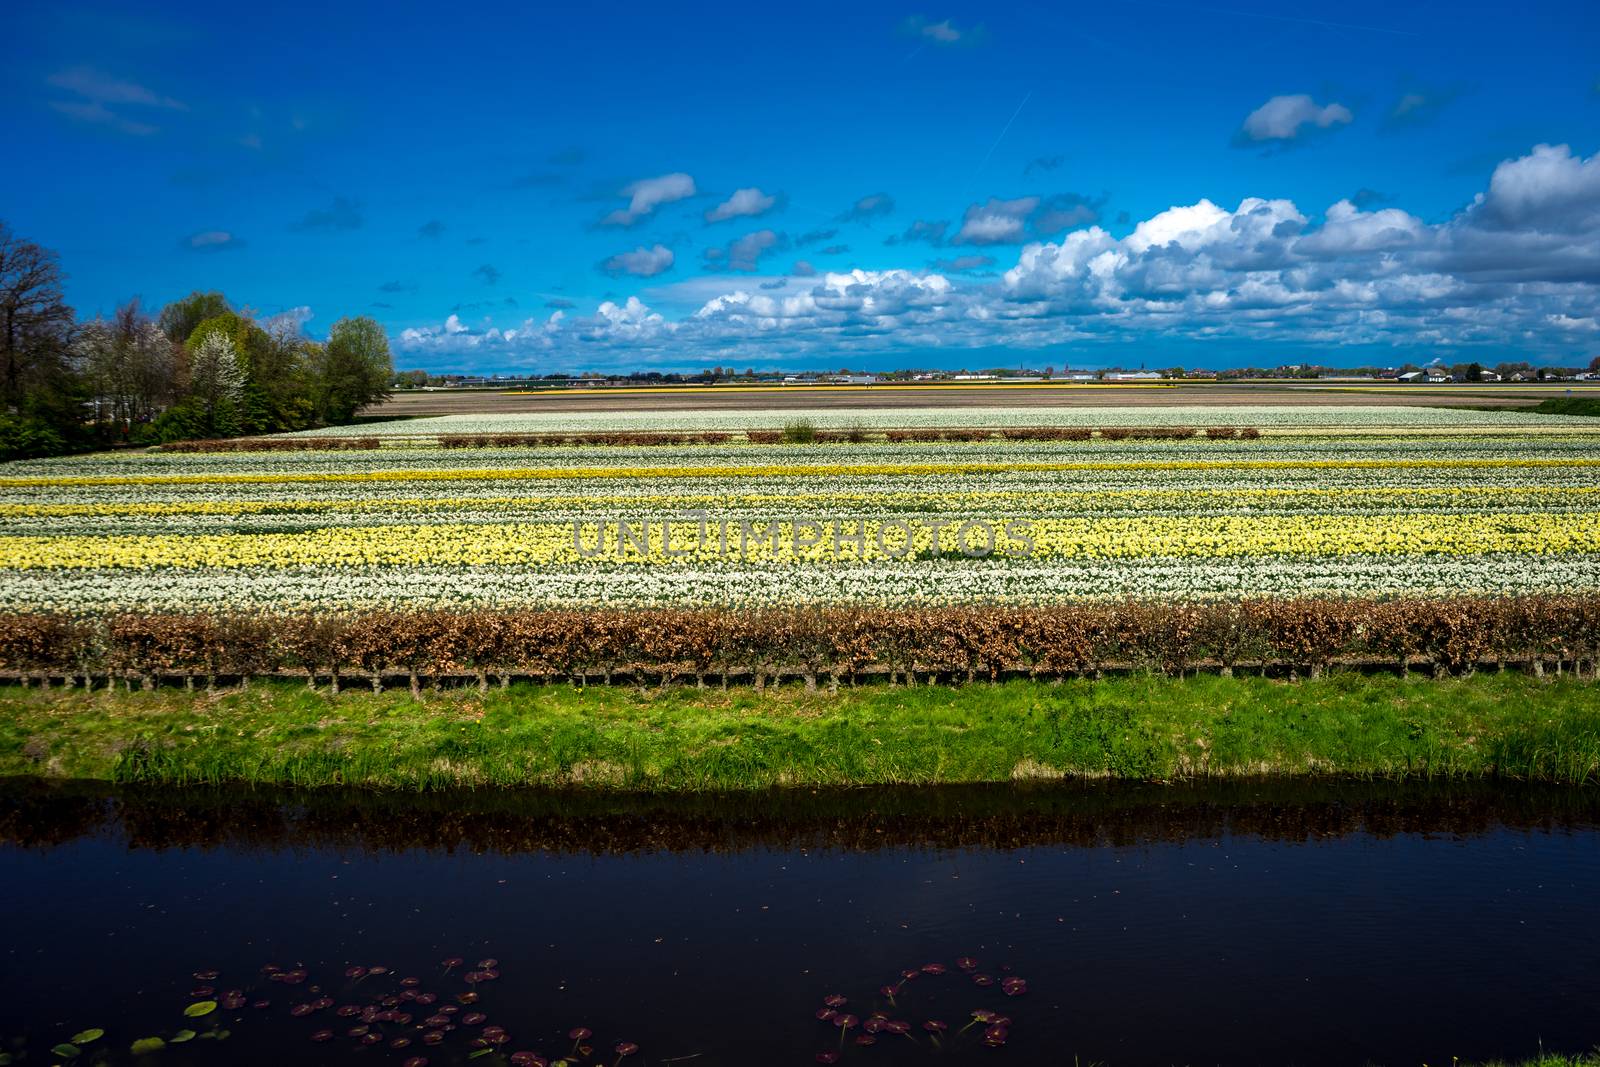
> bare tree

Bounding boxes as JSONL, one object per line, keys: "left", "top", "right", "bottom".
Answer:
{"left": 76, "top": 300, "right": 179, "bottom": 435}
{"left": 0, "top": 221, "right": 75, "bottom": 411}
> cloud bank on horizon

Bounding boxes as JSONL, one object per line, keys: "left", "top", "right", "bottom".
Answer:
{"left": 398, "top": 144, "right": 1600, "bottom": 365}
{"left": 6, "top": 0, "right": 1598, "bottom": 370}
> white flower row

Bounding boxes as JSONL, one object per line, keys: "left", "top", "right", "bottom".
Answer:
{"left": 9, "top": 436, "right": 1597, "bottom": 480}
{"left": 5, "top": 554, "right": 1598, "bottom": 612}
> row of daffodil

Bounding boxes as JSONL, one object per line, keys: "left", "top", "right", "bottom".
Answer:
{"left": 283, "top": 404, "right": 1600, "bottom": 438}
{"left": 4, "top": 554, "right": 1598, "bottom": 612}
{"left": 4, "top": 512, "right": 1597, "bottom": 570}
{"left": 8, "top": 458, "right": 1596, "bottom": 506}
{"left": 6, "top": 489, "right": 1600, "bottom": 537}
{"left": 6, "top": 453, "right": 1598, "bottom": 492}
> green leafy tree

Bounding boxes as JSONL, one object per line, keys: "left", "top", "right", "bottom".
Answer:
{"left": 313, "top": 316, "right": 392, "bottom": 424}
{"left": 157, "top": 291, "right": 230, "bottom": 345}
{"left": 255, "top": 319, "right": 316, "bottom": 430}
{"left": 185, "top": 311, "right": 312, "bottom": 433}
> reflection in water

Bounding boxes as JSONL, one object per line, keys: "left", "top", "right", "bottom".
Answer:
{"left": 1, "top": 779, "right": 1598, "bottom": 1066}
{"left": 4, "top": 777, "right": 1598, "bottom": 855}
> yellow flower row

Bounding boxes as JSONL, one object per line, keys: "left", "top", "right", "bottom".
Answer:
{"left": 3, "top": 511, "right": 1595, "bottom": 569}
{"left": 3, "top": 456, "right": 1594, "bottom": 489}
{"left": 4, "top": 485, "right": 1598, "bottom": 519}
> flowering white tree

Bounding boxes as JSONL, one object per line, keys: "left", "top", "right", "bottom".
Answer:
{"left": 187, "top": 330, "right": 245, "bottom": 421}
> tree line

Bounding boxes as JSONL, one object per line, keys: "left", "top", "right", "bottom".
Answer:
{"left": 0, "top": 221, "right": 393, "bottom": 460}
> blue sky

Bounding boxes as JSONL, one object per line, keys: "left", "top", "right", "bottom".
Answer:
{"left": 4, "top": 0, "right": 1598, "bottom": 372}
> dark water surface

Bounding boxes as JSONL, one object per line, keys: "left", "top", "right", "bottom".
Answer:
{"left": 2, "top": 779, "right": 1598, "bottom": 1066}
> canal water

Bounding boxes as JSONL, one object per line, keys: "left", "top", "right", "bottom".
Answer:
{"left": 2, "top": 779, "right": 1597, "bottom": 1066}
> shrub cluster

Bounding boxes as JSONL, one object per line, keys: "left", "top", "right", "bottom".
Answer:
{"left": 1099, "top": 426, "right": 1193, "bottom": 441}
{"left": 1, "top": 597, "right": 1595, "bottom": 693}
{"left": 998, "top": 427, "right": 1093, "bottom": 441}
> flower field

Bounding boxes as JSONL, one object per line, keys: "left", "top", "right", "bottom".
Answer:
{"left": 289, "top": 403, "right": 1600, "bottom": 438}
{"left": 1, "top": 406, "right": 1598, "bottom": 614}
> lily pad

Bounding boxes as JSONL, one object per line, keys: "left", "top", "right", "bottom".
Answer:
{"left": 170, "top": 1030, "right": 196, "bottom": 1044}
{"left": 183, "top": 1001, "right": 217, "bottom": 1018}
{"left": 50, "top": 1044, "right": 81, "bottom": 1059}
{"left": 130, "top": 1036, "right": 166, "bottom": 1054}
{"left": 71, "top": 1029, "right": 105, "bottom": 1045}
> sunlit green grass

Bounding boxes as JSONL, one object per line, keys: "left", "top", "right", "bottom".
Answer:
{"left": 1, "top": 671, "right": 1597, "bottom": 791}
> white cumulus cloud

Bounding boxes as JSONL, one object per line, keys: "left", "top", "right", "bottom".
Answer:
{"left": 1239, "top": 94, "right": 1353, "bottom": 142}
{"left": 954, "top": 197, "right": 1039, "bottom": 245}
{"left": 602, "top": 173, "right": 696, "bottom": 226}
{"left": 705, "top": 187, "right": 778, "bottom": 223}
{"left": 395, "top": 143, "right": 1600, "bottom": 368}
{"left": 602, "top": 244, "right": 675, "bottom": 277}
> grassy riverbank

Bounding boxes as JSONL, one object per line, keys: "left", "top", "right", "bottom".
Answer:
{"left": 1, "top": 671, "right": 1597, "bottom": 790}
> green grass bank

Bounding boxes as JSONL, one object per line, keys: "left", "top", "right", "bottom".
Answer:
{"left": 2, "top": 671, "right": 1598, "bottom": 791}
{"left": 1530, "top": 396, "right": 1600, "bottom": 416}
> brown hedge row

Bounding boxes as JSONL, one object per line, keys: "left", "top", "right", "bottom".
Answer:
{"left": 882, "top": 427, "right": 1258, "bottom": 443}
{"left": 1, "top": 597, "right": 1596, "bottom": 693}
{"left": 159, "top": 437, "right": 384, "bottom": 452}
{"left": 439, "top": 431, "right": 735, "bottom": 448}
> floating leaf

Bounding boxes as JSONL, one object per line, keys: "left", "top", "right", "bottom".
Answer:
{"left": 50, "top": 1044, "right": 81, "bottom": 1059}
{"left": 183, "top": 1001, "right": 217, "bottom": 1018}
{"left": 169, "top": 1031, "right": 196, "bottom": 1044}
{"left": 71, "top": 1030, "right": 104, "bottom": 1045}
{"left": 130, "top": 1037, "right": 166, "bottom": 1054}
